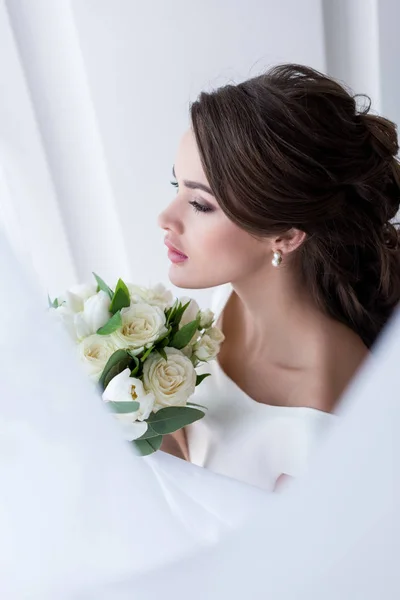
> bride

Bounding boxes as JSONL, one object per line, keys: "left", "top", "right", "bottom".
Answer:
{"left": 158, "top": 64, "right": 400, "bottom": 489}
{"left": 0, "top": 65, "right": 398, "bottom": 599}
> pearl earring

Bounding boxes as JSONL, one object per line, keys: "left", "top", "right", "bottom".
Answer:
{"left": 272, "top": 250, "right": 282, "bottom": 267}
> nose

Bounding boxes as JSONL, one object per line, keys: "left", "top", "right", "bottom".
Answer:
{"left": 158, "top": 199, "right": 184, "bottom": 235}
{"left": 157, "top": 208, "right": 169, "bottom": 231}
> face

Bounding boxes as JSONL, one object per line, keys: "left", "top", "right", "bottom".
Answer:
{"left": 158, "top": 129, "right": 273, "bottom": 289}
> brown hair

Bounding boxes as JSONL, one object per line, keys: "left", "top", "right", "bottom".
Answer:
{"left": 191, "top": 64, "right": 400, "bottom": 348}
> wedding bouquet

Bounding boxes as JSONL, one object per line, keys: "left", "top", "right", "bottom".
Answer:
{"left": 49, "top": 274, "right": 224, "bottom": 455}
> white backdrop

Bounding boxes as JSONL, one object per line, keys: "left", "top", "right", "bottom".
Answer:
{"left": 1, "top": 0, "right": 399, "bottom": 305}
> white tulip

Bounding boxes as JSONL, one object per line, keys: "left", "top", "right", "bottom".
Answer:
{"left": 112, "top": 303, "right": 167, "bottom": 354}
{"left": 129, "top": 283, "right": 174, "bottom": 311}
{"left": 102, "top": 369, "right": 155, "bottom": 441}
{"left": 52, "top": 288, "right": 111, "bottom": 342}
{"left": 77, "top": 334, "right": 117, "bottom": 382}
{"left": 74, "top": 291, "right": 111, "bottom": 340}
{"left": 50, "top": 304, "right": 79, "bottom": 341}
{"left": 143, "top": 347, "right": 196, "bottom": 411}
{"left": 193, "top": 327, "right": 225, "bottom": 362}
{"left": 58, "top": 283, "right": 97, "bottom": 312}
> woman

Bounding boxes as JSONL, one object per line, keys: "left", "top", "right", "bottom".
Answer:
{"left": 158, "top": 64, "right": 400, "bottom": 491}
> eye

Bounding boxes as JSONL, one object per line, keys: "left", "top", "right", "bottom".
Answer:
{"left": 170, "top": 179, "right": 179, "bottom": 190}
{"left": 189, "top": 199, "right": 214, "bottom": 214}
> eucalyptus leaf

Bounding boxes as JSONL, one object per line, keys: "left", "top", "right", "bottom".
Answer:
{"left": 148, "top": 406, "right": 205, "bottom": 435}
{"left": 195, "top": 373, "right": 211, "bottom": 386}
{"left": 170, "top": 319, "right": 200, "bottom": 350}
{"left": 135, "top": 424, "right": 160, "bottom": 440}
{"left": 108, "top": 401, "right": 140, "bottom": 414}
{"left": 93, "top": 272, "right": 114, "bottom": 300}
{"left": 132, "top": 434, "right": 163, "bottom": 456}
{"left": 96, "top": 311, "right": 122, "bottom": 335}
{"left": 109, "top": 279, "right": 130, "bottom": 314}
{"left": 99, "top": 349, "right": 132, "bottom": 389}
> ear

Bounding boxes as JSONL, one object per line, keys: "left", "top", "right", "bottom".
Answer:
{"left": 273, "top": 228, "right": 306, "bottom": 255}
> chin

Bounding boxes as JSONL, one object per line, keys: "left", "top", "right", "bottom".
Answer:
{"left": 168, "top": 265, "right": 225, "bottom": 290}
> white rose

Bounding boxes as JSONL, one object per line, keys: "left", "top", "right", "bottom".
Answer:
{"left": 128, "top": 283, "right": 174, "bottom": 311}
{"left": 143, "top": 347, "right": 196, "bottom": 410}
{"left": 179, "top": 297, "right": 200, "bottom": 327}
{"left": 102, "top": 369, "right": 155, "bottom": 440}
{"left": 112, "top": 303, "right": 167, "bottom": 354}
{"left": 77, "top": 334, "right": 117, "bottom": 382}
{"left": 199, "top": 308, "right": 215, "bottom": 329}
{"left": 194, "top": 327, "right": 225, "bottom": 362}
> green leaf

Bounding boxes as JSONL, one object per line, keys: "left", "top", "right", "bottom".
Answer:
{"left": 155, "top": 326, "right": 172, "bottom": 344}
{"left": 99, "top": 349, "right": 132, "bottom": 389}
{"left": 48, "top": 294, "right": 59, "bottom": 309}
{"left": 170, "top": 319, "right": 200, "bottom": 350}
{"left": 165, "top": 306, "right": 174, "bottom": 327}
{"left": 96, "top": 311, "right": 122, "bottom": 335}
{"left": 109, "top": 279, "right": 130, "bottom": 314}
{"left": 173, "top": 301, "right": 191, "bottom": 327}
{"left": 135, "top": 424, "right": 160, "bottom": 440}
{"left": 108, "top": 401, "right": 140, "bottom": 413}
{"left": 190, "top": 356, "right": 200, "bottom": 368}
{"left": 129, "top": 354, "right": 140, "bottom": 377}
{"left": 196, "top": 373, "right": 211, "bottom": 386}
{"left": 93, "top": 272, "right": 114, "bottom": 300}
{"left": 157, "top": 334, "right": 172, "bottom": 349}
{"left": 166, "top": 299, "right": 190, "bottom": 328}
{"left": 140, "top": 345, "right": 154, "bottom": 363}
{"left": 157, "top": 347, "right": 168, "bottom": 361}
{"left": 132, "top": 434, "right": 163, "bottom": 456}
{"left": 148, "top": 406, "right": 205, "bottom": 435}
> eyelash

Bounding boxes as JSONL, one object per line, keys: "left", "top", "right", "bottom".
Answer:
{"left": 170, "top": 180, "right": 213, "bottom": 214}
{"left": 189, "top": 200, "right": 213, "bottom": 214}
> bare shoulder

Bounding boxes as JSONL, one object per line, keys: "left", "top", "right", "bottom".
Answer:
{"left": 296, "top": 319, "right": 369, "bottom": 412}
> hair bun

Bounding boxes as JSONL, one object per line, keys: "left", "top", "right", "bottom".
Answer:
{"left": 359, "top": 112, "right": 399, "bottom": 158}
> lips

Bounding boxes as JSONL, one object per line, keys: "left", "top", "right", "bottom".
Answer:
{"left": 164, "top": 239, "right": 188, "bottom": 264}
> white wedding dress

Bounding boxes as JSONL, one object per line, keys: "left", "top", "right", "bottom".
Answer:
{"left": 188, "top": 284, "right": 334, "bottom": 491}
{"left": 0, "top": 230, "right": 398, "bottom": 599}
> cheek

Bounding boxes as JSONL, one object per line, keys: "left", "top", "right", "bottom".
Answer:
{"left": 168, "top": 211, "right": 268, "bottom": 290}
{"left": 194, "top": 219, "right": 264, "bottom": 271}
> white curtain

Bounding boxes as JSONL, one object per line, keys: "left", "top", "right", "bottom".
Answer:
{"left": 1, "top": 0, "right": 398, "bottom": 295}
{"left": 0, "top": 0, "right": 130, "bottom": 297}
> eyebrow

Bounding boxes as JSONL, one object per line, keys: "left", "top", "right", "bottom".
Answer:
{"left": 184, "top": 180, "right": 214, "bottom": 195}
{"left": 172, "top": 166, "right": 214, "bottom": 196}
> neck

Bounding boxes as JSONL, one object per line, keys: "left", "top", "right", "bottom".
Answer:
{"left": 231, "top": 264, "right": 322, "bottom": 366}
